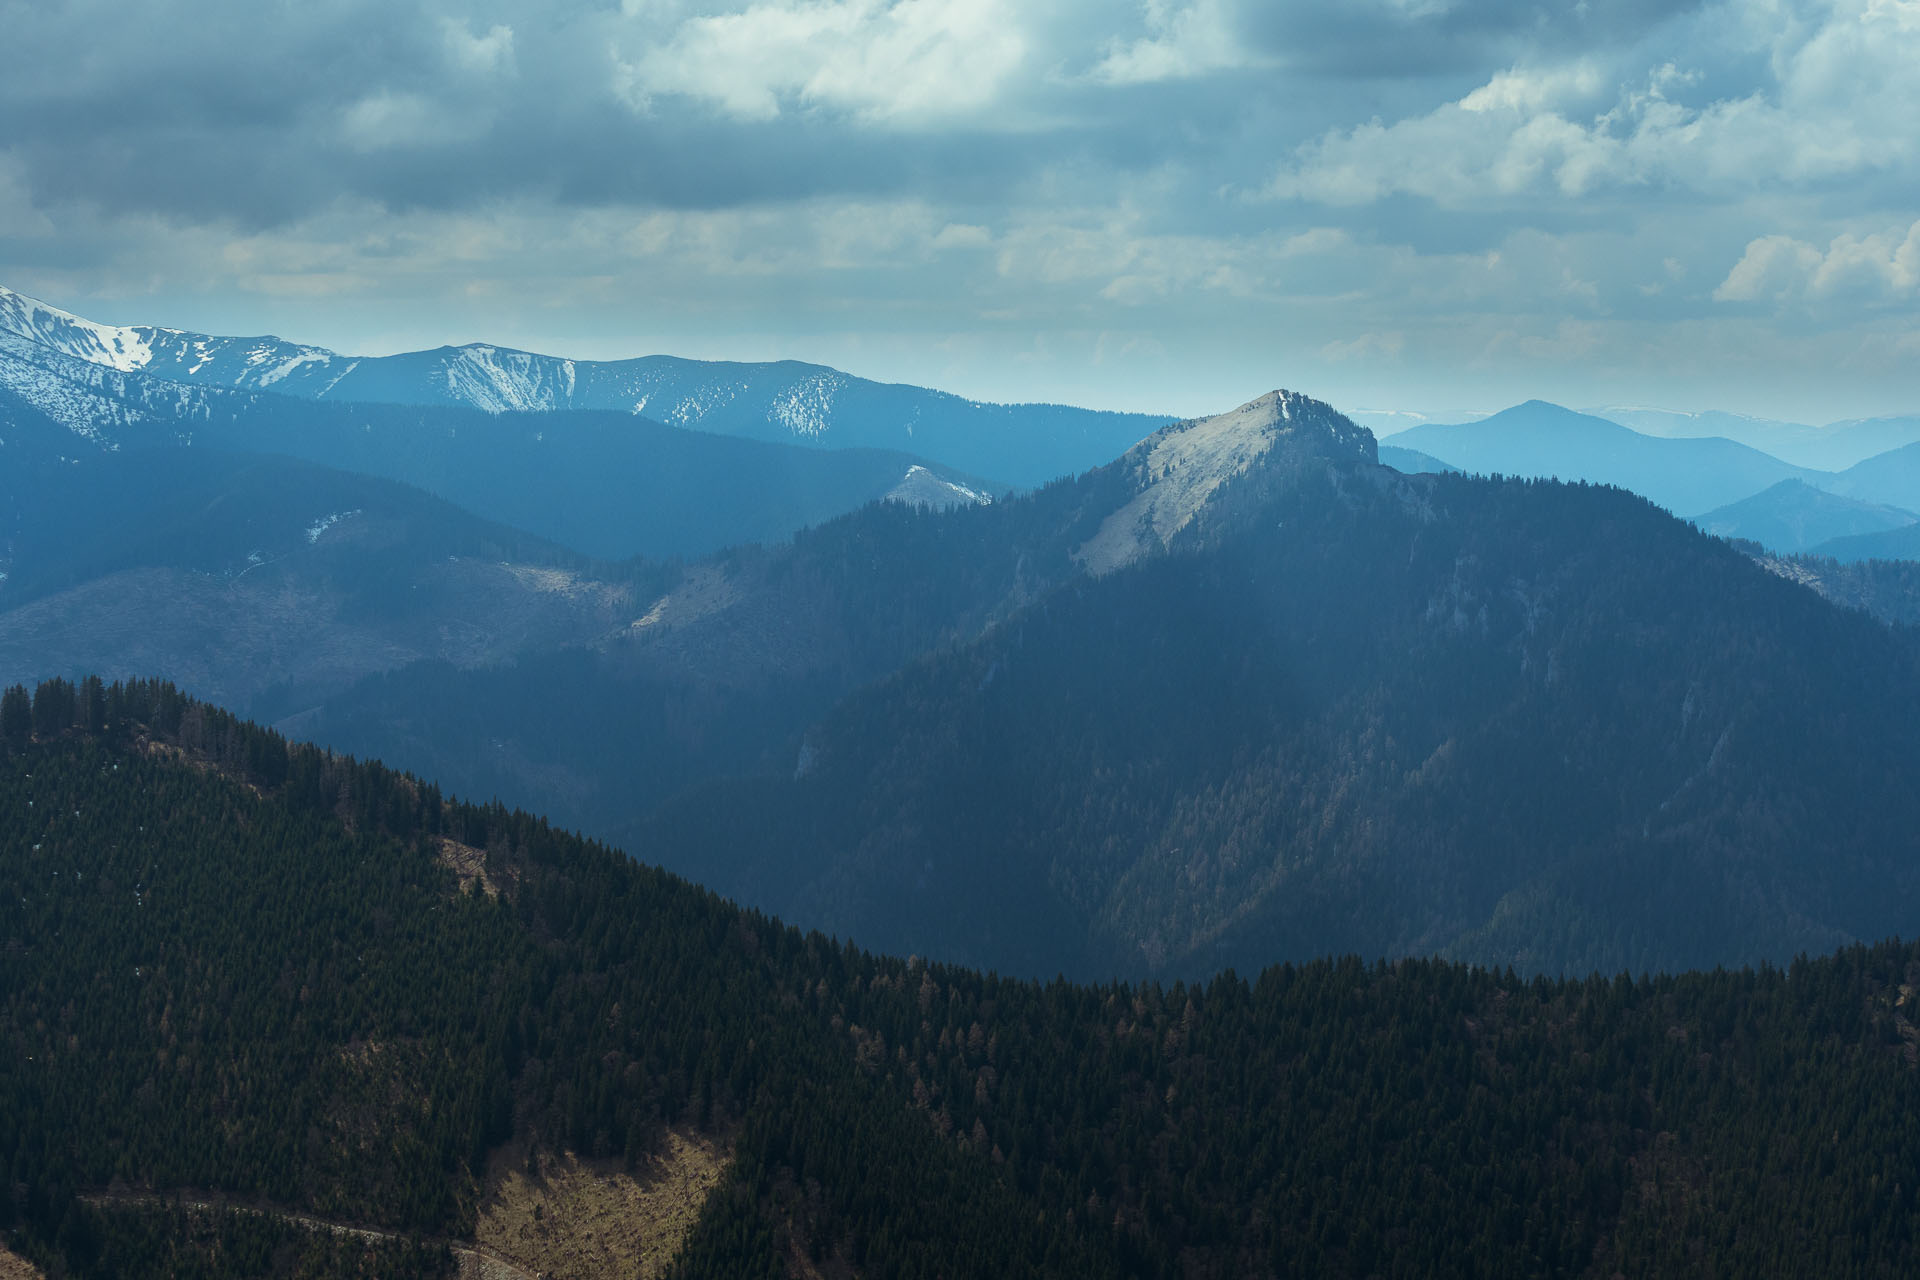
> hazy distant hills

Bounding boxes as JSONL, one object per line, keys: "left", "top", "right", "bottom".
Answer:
{"left": 1810, "top": 523, "right": 1920, "bottom": 564}
{"left": 1695, "top": 480, "right": 1917, "bottom": 554}
{"left": 0, "top": 284, "right": 1170, "bottom": 486}
{"left": 1590, "top": 405, "right": 1920, "bottom": 471}
{"left": 1377, "top": 443, "right": 1459, "bottom": 474}
{"left": 1387, "top": 401, "right": 1822, "bottom": 515}
{"left": 1823, "top": 439, "right": 1920, "bottom": 512}
{"left": 1386, "top": 401, "right": 1920, "bottom": 552}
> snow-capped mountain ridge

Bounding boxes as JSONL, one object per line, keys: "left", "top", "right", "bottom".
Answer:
{"left": 0, "top": 283, "right": 1171, "bottom": 485}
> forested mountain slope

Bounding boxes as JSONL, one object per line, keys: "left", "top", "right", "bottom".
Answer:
{"left": 9, "top": 681, "right": 1920, "bottom": 1277}
{"left": 1742, "top": 548, "right": 1920, "bottom": 628}
{"left": 0, "top": 284, "right": 1168, "bottom": 487}
{"left": 628, "top": 404, "right": 1920, "bottom": 979}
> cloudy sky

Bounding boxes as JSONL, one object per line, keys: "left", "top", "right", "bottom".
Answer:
{"left": 1, "top": 0, "right": 1915, "bottom": 422}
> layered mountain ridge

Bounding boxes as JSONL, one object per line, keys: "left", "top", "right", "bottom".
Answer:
{"left": 222, "top": 389, "right": 1920, "bottom": 980}
{"left": 8, "top": 281, "right": 1920, "bottom": 986}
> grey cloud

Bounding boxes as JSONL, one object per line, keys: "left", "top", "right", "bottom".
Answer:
{"left": 0, "top": 0, "right": 1707, "bottom": 229}
{"left": 1243, "top": 0, "right": 1709, "bottom": 78}
{"left": 0, "top": 0, "right": 1912, "bottom": 426}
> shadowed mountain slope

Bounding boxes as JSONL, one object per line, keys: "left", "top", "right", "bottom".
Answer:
{"left": 268, "top": 393, "right": 1920, "bottom": 982}
{"left": 0, "top": 447, "right": 657, "bottom": 712}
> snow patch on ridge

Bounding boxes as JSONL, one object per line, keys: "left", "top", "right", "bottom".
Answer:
{"left": 885, "top": 464, "right": 992, "bottom": 510}
{"left": 0, "top": 284, "right": 154, "bottom": 372}
{"left": 305, "top": 510, "right": 360, "bottom": 544}
{"left": 253, "top": 349, "right": 334, "bottom": 387}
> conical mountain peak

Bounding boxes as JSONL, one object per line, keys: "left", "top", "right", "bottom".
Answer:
{"left": 1077, "top": 390, "right": 1376, "bottom": 575}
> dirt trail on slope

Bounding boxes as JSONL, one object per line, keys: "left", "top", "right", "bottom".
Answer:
{"left": 80, "top": 1191, "right": 538, "bottom": 1280}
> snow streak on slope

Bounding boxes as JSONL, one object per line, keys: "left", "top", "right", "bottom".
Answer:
{"left": 770, "top": 372, "right": 845, "bottom": 439}
{"left": 443, "top": 347, "right": 577, "bottom": 413}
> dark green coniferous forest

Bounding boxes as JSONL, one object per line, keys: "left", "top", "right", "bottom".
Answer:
{"left": 7, "top": 678, "right": 1920, "bottom": 1277}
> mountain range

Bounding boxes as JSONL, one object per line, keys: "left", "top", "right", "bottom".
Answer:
{"left": 15, "top": 285, "right": 1920, "bottom": 563}
{"left": 1388, "top": 401, "right": 1824, "bottom": 516}
{"left": 0, "top": 319, "right": 1001, "bottom": 563}
{"left": 0, "top": 284, "right": 1169, "bottom": 488}
{"left": 8, "top": 281, "right": 1920, "bottom": 982}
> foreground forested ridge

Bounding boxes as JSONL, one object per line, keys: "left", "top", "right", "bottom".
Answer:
{"left": 7, "top": 678, "right": 1920, "bottom": 1277}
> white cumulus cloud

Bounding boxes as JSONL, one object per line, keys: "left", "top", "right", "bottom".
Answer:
{"left": 616, "top": 0, "right": 1030, "bottom": 125}
{"left": 1091, "top": 0, "right": 1265, "bottom": 84}
{"left": 1715, "top": 221, "right": 1920, "bottom": 302}
{"left": 1270, "top": 0, "right": 1920, "bottom": 207}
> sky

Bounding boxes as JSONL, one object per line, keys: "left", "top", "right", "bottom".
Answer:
{"left": 0, "top": 0, "right": 1915, "bottom": 423}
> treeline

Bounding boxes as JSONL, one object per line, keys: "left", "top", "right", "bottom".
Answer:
{"left": 8, "top": 679, "right": 1920, "bottom": 1276}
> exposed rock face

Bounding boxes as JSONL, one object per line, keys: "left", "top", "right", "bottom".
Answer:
{"left": 1076, "top": 390, "right": 1376, "bottom": 575}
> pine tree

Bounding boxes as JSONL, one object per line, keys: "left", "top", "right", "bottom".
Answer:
{"left": 0, "top": 683, "right": 29, "bottom": 749}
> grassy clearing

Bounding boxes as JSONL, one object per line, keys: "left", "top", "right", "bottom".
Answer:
{"left": 475, "top": 1130, "right": 730, "bottom": 1280}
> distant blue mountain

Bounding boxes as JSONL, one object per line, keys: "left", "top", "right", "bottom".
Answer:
{"left": 1391, "top": 400, "right": 1820, "bottom": 516}
{"left": 0, "top": 284, "right": 1168, "bottom": 486}
{"left": 1819, "top": 439, "right": 1920, "bottom": 513}
{"left": 1815, "top": 417, "right": 1920, "bottom": 473}
{"left": 1694, "top": 480, "right": 1915, "bottom": 554}
{"left": 1378, "top": 444, "right": 1459, "bottom": 475}
{"left": 1809, "top": 523, "right": 1920, "bottom": 564}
